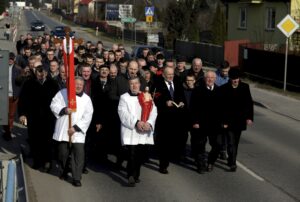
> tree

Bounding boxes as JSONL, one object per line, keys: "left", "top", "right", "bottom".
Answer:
{"left": 162, "top": 0, "right": 203, "bottom": 47}
{"left": 211, "top": 3, "right": 227, "bottom": 45}
{"left": 0, "top": 0, "right": 9, "bottom": 14}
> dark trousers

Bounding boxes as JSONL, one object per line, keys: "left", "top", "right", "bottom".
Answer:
{"left": 207, "top": 133, "right": 223, "bottom": 165}
{"left": 227, "top": 130, "right": 242, "bottom": 166}
{"left": 220, "top": 128, "right": 228, "bottom": 152}
{"left": 58, "top": 142, "right": 84, "bottom": 181}
{"left": 157, "top": 128, "right": 187, "bottom": 169}
{"left": 190, "top": 128, "right": 219, "bottom": 167}
{"left": 27, "top": 127, "right": 53, "bottom": 168}
{"left": 126, "top": 145, "right": 147, "bottom": 180}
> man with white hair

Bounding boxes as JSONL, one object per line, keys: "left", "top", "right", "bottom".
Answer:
{"left": 190, "top": 70, "right": 222, "bottom": 173}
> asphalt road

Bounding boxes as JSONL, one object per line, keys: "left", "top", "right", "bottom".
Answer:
{"left": 25, "top": 106, "right": 300, "bottom": 202}
{"left": 1, "top": 9, "right": 299, "bottom": 202}
{"left": 23, "top": 9, "right": 134, "bottom": 52}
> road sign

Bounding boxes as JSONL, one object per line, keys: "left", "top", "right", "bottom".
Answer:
{"left": 121, "top": 17, "right": 136, "bottom": 23}
{"left": 147, "top": 33, "right": 159, "bottom": 43}
{"left": 146, "top": 16, "right": 153, "bottom": 23}
{"left": 119, "top": 4, "right": 132, "bottom": 18}
{"left": 277, "top": 14, "right": 299, "bottom": 37}
{"left": 145, "top": 6, "right": 154, "bottom": 16}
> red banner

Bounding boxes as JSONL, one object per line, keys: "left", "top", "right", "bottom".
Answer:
{"left": 63, "top": 37, "right": 77, "bottom": 112}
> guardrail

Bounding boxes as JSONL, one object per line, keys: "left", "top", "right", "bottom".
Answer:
{"left": 5, "top": 161, "right": 16, "bottom": 202}
{"left": 0, "top": 155, "right": 28, "bottom": 202}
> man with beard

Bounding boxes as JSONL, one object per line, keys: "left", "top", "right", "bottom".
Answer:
{"left": 18, "top": 65, "right": 59, "bottom": 170}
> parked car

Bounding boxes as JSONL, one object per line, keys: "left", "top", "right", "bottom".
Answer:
{"left": 31, "top": 20, "right": 45, "bottom": 31}
{"left": 50, "top": 26, "right": 75, "bottom": 38}
{"left": 131, "top": 45, "right": 173, "bottom": 59}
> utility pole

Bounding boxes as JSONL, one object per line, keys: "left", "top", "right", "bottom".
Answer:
{"left": 96, "top": 0, "right": 98, "bottom": 22}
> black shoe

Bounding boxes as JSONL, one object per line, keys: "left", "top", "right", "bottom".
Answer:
{"left": 207, "top": 164, "right": 214, "bottom": 172}
{"left": 59, "top": 173, "right": 68, "bottom": 180}
{"left": 230, "top": 165, "right": 237, "bottom": 172}
{"left": 72, "top": 180, "right": 82, "bottom": 187}
{"left": 159, "top": 168, "right": 169, "bottom": 174}
{"left": 32, "top": 163, "right": 41, "bottom": 170}
{"left": 82, "top": 167, "right": 89, "bottom": 174}
{"left": 219, "top": 151, "right": 227, "bottom": 160}
{"left": 2, "top": 133, "right": 12, "bottom": 141}
{"left": 41, "top": 162, "right": 51, "bottom": 173}
{"left": 197, "top": 166, "right": 206, "bottom": 174}
{"left": 128, "top": 176, "right": 136, "bottom": 187}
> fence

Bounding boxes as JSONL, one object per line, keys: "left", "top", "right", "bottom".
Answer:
{"left": 174, "top": 40, "right": 224, "bottom": 66}
{"left": 239, "top": 44, "right": 300, "bottom": 91}
{"left": 0, "top": 156, "right": 29, "bottom": 202}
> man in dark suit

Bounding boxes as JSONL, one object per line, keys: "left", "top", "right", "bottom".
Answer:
{"left": 221, "top": 68, "right": 254, "bottom": 171}
{"left": 190, "top": 71, "right": 222, "bottom": 173}
{"left": 154, "top": 66, "right": 186, "bottom": 174}
{"left": 18, "top": 65, "right": 59, "bottom": 170}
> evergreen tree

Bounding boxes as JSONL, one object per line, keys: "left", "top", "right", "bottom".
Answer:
{"left": 211, "top": 3, "right": 227, "bottom": 45}
{"left": 162, "top": 0, "right": 203, "bottom": 46}
{"left": 0, "top": 0, "right": 8, "bottom": 14}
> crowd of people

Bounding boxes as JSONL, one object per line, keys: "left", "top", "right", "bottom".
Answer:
{"left": 3, "top": 32, "right": 254, "bottom": 187}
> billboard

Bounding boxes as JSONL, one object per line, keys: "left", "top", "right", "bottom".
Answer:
{"left": 106, "top": 4, "right": 119, "bottom": 20}
{"left": 105, "top": 4, "right": 132, "bottom": 21}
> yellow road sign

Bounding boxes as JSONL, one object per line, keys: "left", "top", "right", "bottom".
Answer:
{"left": 146, "top": 16, "right": 153, "bottom": 23}
{"left": 277, "top": 14, "right": 299, "bottom": 37}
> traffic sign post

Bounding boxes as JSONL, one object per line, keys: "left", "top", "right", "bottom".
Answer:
{"left": 121, "top": 17, "right": 136, "bottom": 23}
{"left": 145, "top": 6, "right": 154, "bottom": 16}
{"left": 277, "top": 14, "right": 299, "bottom": 91}
{"left": 145, "top": 6, "right": 155, "bottom": 44}
{"left": 146, "top": 16, "right": 153, "bottom": 23}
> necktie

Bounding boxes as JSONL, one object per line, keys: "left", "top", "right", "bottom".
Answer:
{"left": 168, "top": 81, "right": 174, "bottom": 99}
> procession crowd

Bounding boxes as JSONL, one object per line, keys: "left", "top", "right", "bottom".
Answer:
{"left": 3, "top": 32, "right": 253, "bottom": 187}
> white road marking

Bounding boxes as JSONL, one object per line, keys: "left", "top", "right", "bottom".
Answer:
{"left": 237, "top": 161, "right": 265, "bottom": 182}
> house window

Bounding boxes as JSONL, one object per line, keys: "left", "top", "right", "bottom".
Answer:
{"left": 266, "top": 8, "right": 276, "bottom": 30}
{"left": 239, "top": 7, "right": 247, "bottom": 29}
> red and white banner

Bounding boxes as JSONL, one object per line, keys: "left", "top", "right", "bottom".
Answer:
{"left": 62, "top": 37, "right": 77, "bottom": 112}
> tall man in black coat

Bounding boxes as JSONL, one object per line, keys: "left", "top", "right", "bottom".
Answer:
{"left": 221, "top": 68, "right": 254, "bottom": 172}
{"left": 190, "top": 71, "right": 222, "bottom": 173}
{"left": 154, "top": 66, "right": 186, "bottom": 174}
{"left": 18, "top": 65, "right": 59, "bottom": 170}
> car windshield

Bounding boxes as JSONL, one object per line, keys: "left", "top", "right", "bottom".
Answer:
{"left": 56, "top": 27, "right": 64, "bottom": 31}
{"left": 32, "top": 21, "right": 43, "bottom": 25}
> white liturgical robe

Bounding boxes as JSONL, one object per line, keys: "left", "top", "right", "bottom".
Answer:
{"left": 118, "top": 92, "right": 157, "bottom": 146}
{"left": 50, "top": 89, "right": 94, "bottom": 143}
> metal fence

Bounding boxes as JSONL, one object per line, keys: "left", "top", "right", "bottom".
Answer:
{"left": 0, "top": 156, "right": 28, "bottom": 202}
{"left": 174, "top": 40, "right": 224, "bottom": 66}
{"left": 239, "top": 44, "right": 300, "bottom": 91}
